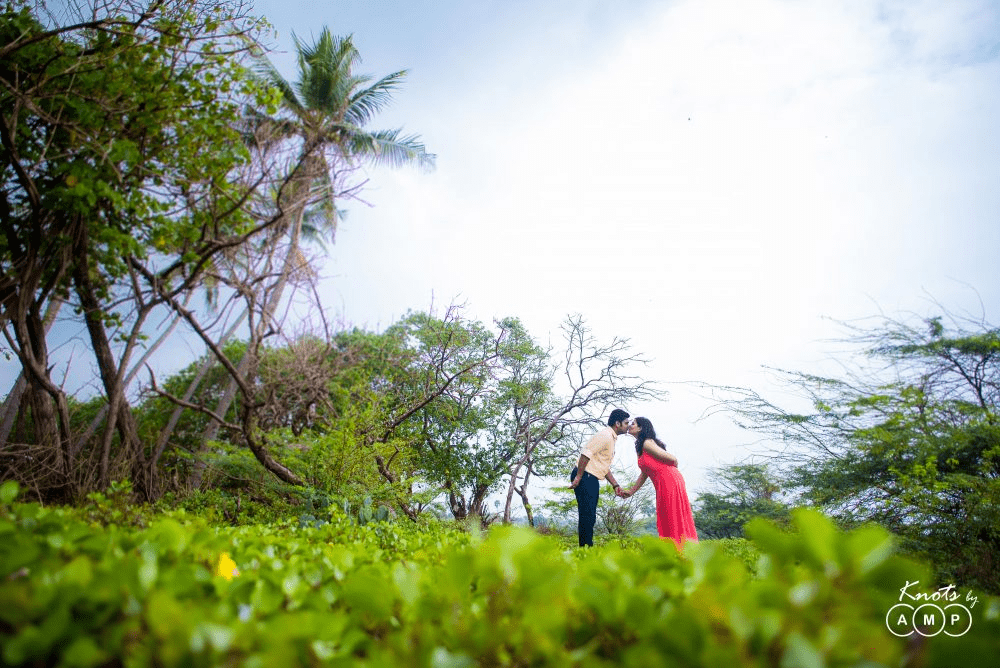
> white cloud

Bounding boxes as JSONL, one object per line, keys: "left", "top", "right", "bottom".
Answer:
{"left": 301, "top": 0, "right": 1000, "bottom": 498}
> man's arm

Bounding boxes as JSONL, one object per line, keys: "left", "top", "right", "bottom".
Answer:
{"left": 569, "top": 454, "right": 590, "bottom": 488}
{"left": 571, "top": 428, "right": 607, "bottom": 488}
{"left": 605, "top": 471, "right": 622, "bottom": 493}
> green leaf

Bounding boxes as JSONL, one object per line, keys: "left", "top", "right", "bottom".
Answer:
{"left": 62, "top": 636, "right": 109, "bottom": 668}
{"left": 145, "top": 590, "right": 185, "bottom": 640}
{"left": 190, "top": 622, "right": 234, "bottom": 653}
{"left": 431, "top": 647, "right": 476, "bottom": 668}
{"left": 340, "top": 565, "right": 393, "bottom": 619}
{"left": 781, "top": 632, "right": 824, "bottom": 668}
{"left": 61, "top": 555, "right": 94, "bottom": 587}
{"left": 250, "top": 578, "right": 284, "bottom": 616}
{"left": 793, "top": 509, "right": 840, "bottom": 575}
{"left": 847, "top": 525, "right": 895, "bottom": 575}
{"left": 0, "top": 480, "right": 20, "bottom": 505}
{"left": 138, "top": 545, "right": 158, "bottom": 591}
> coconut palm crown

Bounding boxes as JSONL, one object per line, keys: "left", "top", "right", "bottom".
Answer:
{"left": 251, "top": 27, "right": 435, "bottom": 241}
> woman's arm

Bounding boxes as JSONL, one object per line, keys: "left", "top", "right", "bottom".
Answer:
{"left": 643, "top": 439, "right": 678, "bottom": 466}
{"left": 620, "top": 471, "right": 648, "bottom": 497}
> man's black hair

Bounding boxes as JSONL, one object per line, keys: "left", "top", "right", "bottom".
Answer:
{"left": 607, "top": 408, "right": 630, "bottom": 426}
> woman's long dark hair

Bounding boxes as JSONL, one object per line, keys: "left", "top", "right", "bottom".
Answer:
{"left": 634, "top": 416, "right": 667, "bottom": 456}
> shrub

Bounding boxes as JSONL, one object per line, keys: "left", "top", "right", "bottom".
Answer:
{"left": 1, "top": 482, "right": 997, "bottom": 666}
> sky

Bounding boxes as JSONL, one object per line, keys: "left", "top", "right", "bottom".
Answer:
{"left": 242, "top": 0, "right": 1000, "bottom": 500}
{"left": 4, "top": 0, "right": 999, "bottom": 511}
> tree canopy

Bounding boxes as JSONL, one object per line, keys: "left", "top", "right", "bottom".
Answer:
{"left": 712, "top": 309, "right": 1000, "bottom": 589}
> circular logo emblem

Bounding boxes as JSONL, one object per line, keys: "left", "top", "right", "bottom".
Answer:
{"left": 912, "top": 604, "right": 947, "bottom": 637}
{"left": 942, "top": 603, "right": 973, "bottom": 637}
{"left": 886, "top": 603, "right": 914, "bottom": 637}
{"left": 885, "top": 602, "right": 973, "bottom": 638}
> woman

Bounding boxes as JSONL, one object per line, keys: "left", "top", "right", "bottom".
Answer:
{"left": 620, "top": 417, "right": 699, "bottom": 548}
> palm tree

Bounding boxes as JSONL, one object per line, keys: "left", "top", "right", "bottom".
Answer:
{"left": 253, "top": 27, "right": 434, "bottom": 238}
{"left": 194, "top": 28, "right": 435, "bottom": 460}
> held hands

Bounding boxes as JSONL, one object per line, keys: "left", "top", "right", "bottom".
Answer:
{"left": 569, "top": 478, "right": 632, "bottom": 497}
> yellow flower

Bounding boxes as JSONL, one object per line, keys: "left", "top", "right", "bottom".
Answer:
{"left": 216, "top": 552, "right": 239, "bottom": 580}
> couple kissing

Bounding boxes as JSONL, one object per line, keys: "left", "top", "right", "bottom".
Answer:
{"left": 569, "top": 409, "right": 698, "bottom": 548}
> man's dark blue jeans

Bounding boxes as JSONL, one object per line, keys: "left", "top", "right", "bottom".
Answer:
{"left": 571, "top": 467, "right": 599, "bottom": 547}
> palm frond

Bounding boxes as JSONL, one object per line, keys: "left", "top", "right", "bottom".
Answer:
{"left": 294, "top": 29, "right": 363, "bottom": 116}
{"left": 345, "top": 70, "right": 408, "bottom": 127}
{"left": 301, "top": 202, "right": 345, "bottom": 251}
{"left": 351, "top": 128, "right": 436, "bottom": 170}
{"left": 316, "top": 73, "right": 370, "bottom": 118}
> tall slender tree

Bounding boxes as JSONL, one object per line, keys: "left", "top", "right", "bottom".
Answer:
{"left": 197, "top": 28, "right": 434, "bottom": 449}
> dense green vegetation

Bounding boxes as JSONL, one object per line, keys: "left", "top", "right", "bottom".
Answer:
{"left": 3, "top": 481, "right": 997, "bottom": 666}
{"left": 693, "top": 463, "right": 790, "bottom": 540}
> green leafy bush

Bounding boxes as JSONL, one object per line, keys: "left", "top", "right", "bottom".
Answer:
{"left": 710, "top": 537, "right": 761, "bottom": 575}
{"left": 1, "top": 481, "right": 997, "bottom": 666}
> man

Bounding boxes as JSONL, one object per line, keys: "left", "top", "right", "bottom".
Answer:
{"left": 569, "top": 408, "right": 629, "bottom": 547}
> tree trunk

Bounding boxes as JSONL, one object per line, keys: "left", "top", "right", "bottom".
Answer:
{"left": 74, "top": 294, "right": 191, "bottom": 456}
{"left": 25, "top": 382, "right": 60, "bottom": 457}
{"left": 503, "top": 444, "right": 539, "bottom": 523}
{"left": 469, "top": 484, "right": 490, "bottom": 520}
{"left": 8, "top": 293, "right": 72, "bottom": 483}
{"left": 0, "top": 295, "right": 63, "bottom": 449}
{"left": 201, "top": 350, "right": 247, "bottom": 445}
{"left": 503, "top": 466, "right": 520, "bottom": 524}
{"left": 72, "top": 235, "right": 149, "bottom": 498}
{"left": 515, "top": 467, "right": 535, "bottom": 527}
{"left": 242, "top": 426, "right": 304, "bottom": 486}
{"left": 447, "top": 485, "right": 468, "bottom": 520}
{"left": 0, "top": 376, "right": 26, "bottom": 449}
{"left": 163, "top": 350, "right": 223, "bottom": 489}
{"left": 154, "top": 305, "right": 246, "bottom": 488}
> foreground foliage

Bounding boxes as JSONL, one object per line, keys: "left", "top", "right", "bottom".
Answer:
{"left": 1, "top": 483, "right": 997, "bottom": 667}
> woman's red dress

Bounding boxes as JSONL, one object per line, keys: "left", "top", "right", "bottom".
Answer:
{"left": 637, "top": 450, "right": 699, "bottom": 548}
